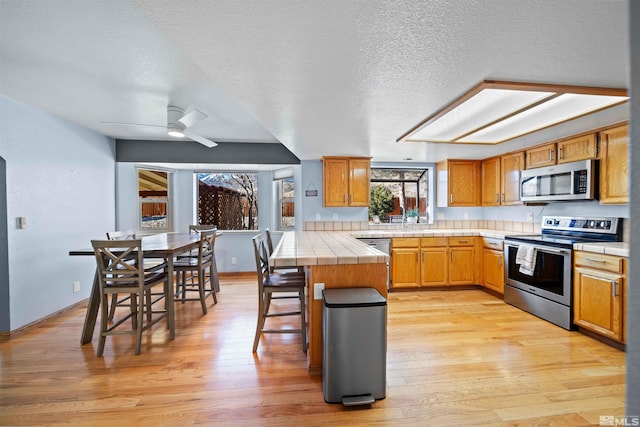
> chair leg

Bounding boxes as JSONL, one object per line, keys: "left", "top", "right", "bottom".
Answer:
{"left": 197, "top": 268, "right": 208, "bottom": 315}
{"left": 299, "top": 289, "right": 307, "bottom": 353}
{"left": 97, "top": 293, "right": 109, "bottom": 357}
{"left": 135, "top": 294, "right": 144, "bottom": 355}
{"left": 253, "top": 291, "right": 267, "bottom": 352}
{"left": 208, "top": 264, "right": 217, "bottom": 304}
{"left": 212, "top": 255, "right": 220, "bottom": 292}
{"left": 108, "top": 293, "right": 118, "bottom": 320}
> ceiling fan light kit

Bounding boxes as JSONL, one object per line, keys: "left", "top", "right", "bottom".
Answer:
{"left": 397, "top": 80, "right": 629, "bottom": 145}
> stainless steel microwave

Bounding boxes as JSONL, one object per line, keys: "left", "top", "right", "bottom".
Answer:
{"left": 520, "top": 159, "right": 597, "bottom": 202}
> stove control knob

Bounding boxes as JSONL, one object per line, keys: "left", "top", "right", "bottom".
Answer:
{"left": 553, "top": 219, "right": 560, "bottom": 226}
{"left": 589, "top": 221, "right": 596, "bottom": 228}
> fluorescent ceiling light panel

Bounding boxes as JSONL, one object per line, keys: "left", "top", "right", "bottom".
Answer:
{"left": 398, "top": 81, "right": 628, "bottom": 145}
{"left": 410, "top": 89, "right": 554, "bottom": 142}
{"left": 459, "top": 93, "right": 629, "bottom": 143}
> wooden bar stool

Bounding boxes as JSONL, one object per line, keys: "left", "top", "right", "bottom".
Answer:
{"left": 252, "top": 234, "right": 306, "bottom": 353}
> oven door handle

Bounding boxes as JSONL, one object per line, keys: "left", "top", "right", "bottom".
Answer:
{"left": 506, "top": 242, "right": 570, "bottom": 255}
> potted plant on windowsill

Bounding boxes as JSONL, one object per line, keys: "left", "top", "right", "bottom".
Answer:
{"left": 406, "top": 207, "right": 419, "bottom": 224}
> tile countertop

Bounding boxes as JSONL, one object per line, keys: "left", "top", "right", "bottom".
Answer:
{"left": 348, "top": 228, "right": 525, "bottom": 240}
{"left": 573, "top": 241, "right": 630, "bottom": 257}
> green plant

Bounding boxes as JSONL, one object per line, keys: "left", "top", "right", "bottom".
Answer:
{"left": 369, "top": 185, "right": 394, "bottom": 220}
{"left": 406, "top": 207, "right": 419, "bottom": 217}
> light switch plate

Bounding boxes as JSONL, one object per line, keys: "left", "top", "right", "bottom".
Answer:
{"left": 314, "top": 283, "right": 325, "bottom": 300}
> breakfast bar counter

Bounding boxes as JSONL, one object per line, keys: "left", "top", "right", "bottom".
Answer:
{"left": 270, "top": 231, "right": 388, "bottom": 372}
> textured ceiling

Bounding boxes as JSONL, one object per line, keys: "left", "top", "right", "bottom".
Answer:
{"left": 0, "top": 0, "right": 630, "bottom": 163}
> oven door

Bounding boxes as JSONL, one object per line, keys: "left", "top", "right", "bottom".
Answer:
{"left": 504, "top": 241, "right": 572, "bottom": 306}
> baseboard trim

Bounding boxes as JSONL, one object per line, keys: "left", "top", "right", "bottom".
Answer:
{"left": 0, "top": 272, "right": 257, "bottom": 342}
{"left": 0, "top": 299, "right": 88, "bottom": 342}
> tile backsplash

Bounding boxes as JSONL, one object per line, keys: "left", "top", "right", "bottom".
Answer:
{"left": 303, "top": 220, "right": 541, "bottom": 234}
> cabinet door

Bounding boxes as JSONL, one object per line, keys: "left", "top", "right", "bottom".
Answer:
{"left": 391, "top": 248, "right": 420, "bottom": 288}
{"left": 557, "top": 133, "right": 597, "bottom": 163}
{"left": 448, "top": 161, "right": 481, "bottom": 206}
{"left": 420, "top": 248, "right": 448, "bottom": 287}
{"left": 599, "top": 124, "right": 629, "bottom": 204}
{"left": 525, "top": 143, "right": 556, "bottom": 169}
{"left": 322, "top": 158, "right": 348, "bottom": 206}
{"left": 574, "top": 267, "right": 624, "bottom": 342}
{"left": 449, "top": 247, "right": 474, "bottom": 285}
{"left": 500, "top": 152, "right": 524, "bottom": 205}
{"left": 483, "top": 248, "right": 504, "bottom": 294}
{"left": 348, "top": 158, "right": 371, "bottom": 206}
{"left": 481, "top": 157, "right": 501, "bottom": 206}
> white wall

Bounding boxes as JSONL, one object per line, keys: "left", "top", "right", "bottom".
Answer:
{"left": 0, "top": 96, "right": 116, "bottom": 331}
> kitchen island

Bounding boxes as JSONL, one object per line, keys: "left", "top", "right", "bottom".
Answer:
{"left": 270, "top": 231, "right": 388, "bottom": 372}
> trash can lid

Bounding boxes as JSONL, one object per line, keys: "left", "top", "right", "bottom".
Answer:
{"left": 323, "top": 288, "right": 386, "bottom": 308}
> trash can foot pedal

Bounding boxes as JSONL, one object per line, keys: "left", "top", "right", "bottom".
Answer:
{"left": 342, "top": 394, "right": 374, "bottom": 406}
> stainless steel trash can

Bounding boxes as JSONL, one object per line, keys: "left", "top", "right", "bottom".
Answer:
{"left": 322, "top": 287, "right": 387, "bottom": 405}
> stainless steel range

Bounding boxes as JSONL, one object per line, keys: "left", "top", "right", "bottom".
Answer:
{"left": 504, "top": 216, "right": 622, "bottom": 330}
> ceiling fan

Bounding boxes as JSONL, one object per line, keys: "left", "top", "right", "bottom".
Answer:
{"left": 101, "top": 105, "right": 218, "bottom": 148}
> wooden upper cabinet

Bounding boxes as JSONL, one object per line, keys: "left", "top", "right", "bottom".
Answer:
{"left": 525, "top": 143, "right": 556, "bottom": 169}
{"left": 348, "top": 157, "right": 371, "bottom": 206}
{"left": 599, "top": 124, "right": 629, "bottom": 204}
{"left": 322, "top": 157, "right": 371, "bottom": 207}
{"left": 500, "top": 152, "right": 524, "bottom": 205}
{"left": 437, "top": 160, "right": 481, "bottom": 207}
{"left": 481, "top": 157, "right": 501, "bottom": 206}
{"left": 557, "top": 133, "right": 597, "bottom": 164}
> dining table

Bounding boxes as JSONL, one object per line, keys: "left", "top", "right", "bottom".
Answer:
{"left": 69, "top": 232, "right": 203, "bottom": 345}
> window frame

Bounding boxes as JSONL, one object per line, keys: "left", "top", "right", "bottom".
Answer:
{"left": 136, "top": 167, "right": 173, "bottom": 233}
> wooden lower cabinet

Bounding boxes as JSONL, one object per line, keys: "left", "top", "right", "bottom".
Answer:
{"left": 448, "top": 238, "right": 475, "bottom": 285}
{"left": 420, "top": 247, "right": 448, "bottom": 287}
{"left": 391, "top": 237, "right": 475, "bottom": 288}
{"left": 483, "top": 248, "right": 505, "bottom": 294}
{"left": 573, "top": 251, "right": 626, "bottom": 343}
{"left": 391, "top": 247, "right": 421, "bottom": 287}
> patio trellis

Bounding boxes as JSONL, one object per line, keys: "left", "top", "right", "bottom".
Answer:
{"left": 198, "top": 181, "right": 244, "bottom": 230}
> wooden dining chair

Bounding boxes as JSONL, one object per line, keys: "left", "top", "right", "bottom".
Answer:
{"left": 173, "top": 229, "right": 218, "bottom": 314}
{"left": 252, "top": 234, "right": 306, "bottom": 353}
{"left": 91, "top": 239, "right": 170, "bottom": 356}
{"left": 105, "top": 230, "right": 166, "bottom": 321}
{"left": 185, "top": 224, "right": 220, "bottom": 292}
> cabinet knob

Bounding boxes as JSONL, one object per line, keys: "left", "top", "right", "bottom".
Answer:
{"left": 450, "top": 194, "right": 453, "bottom": 204}
{"left": 612, "top": 280, "right": 618, "bottom": 297}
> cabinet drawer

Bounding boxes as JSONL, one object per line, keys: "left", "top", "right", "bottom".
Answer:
{"left": 574, "top": 251, "right": 623, "bottom": 273}
{"left": 482, "top": 238, "right": 503, "bottom": 251}
{"left": 391, "top": 237, "right": 420, "bottom": 248}
{"left": 448, "top": 237, "right": 475, "bottom": 247}
{"left": 420, "top": 237, "right": 448, "bottom": 247}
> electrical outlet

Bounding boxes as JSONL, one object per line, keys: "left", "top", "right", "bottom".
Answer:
{"left": 314, "top": 283, "right": 325, "bottom": 300}
{"left": 73, "top": 281, "right": 81, "bottom": 293}
{"left": 527, "top": 212, "right": 534, "bottom": 222}
{"left": 315, "top": 213, "right": 321, "bottom": 221}
{"left": 332, "top": 213, "right": 339, "bottom": 220}
{"left": 437, "top": 212, "right": 445, "bottom": 220}
{"left": 463, "top": 212, "right": 469, "bottom": 220}
{"left": 231, "top": 257, "right": 237, "bottom": 265}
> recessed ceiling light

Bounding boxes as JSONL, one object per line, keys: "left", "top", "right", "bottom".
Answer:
{"left": 397, "top": 80, "right": 628, "bottom": 145}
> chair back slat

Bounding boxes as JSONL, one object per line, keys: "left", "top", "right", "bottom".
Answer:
{"left": 252, "top": 234, "right": 271, "bottom": 288}
{"left": 197, "top": 229, "right": 217, "bottom": 266}
{"left": 106, "top": 230, "right": 136, "bottom": 240}
{"left": 92, "top": 239, "right": 145, "bottom": 289}
{"left": 189, "top": 224, "right": 217, "bottom": 234}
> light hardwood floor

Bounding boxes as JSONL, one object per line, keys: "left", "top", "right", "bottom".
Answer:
{"left": 0, "top": 276, "right": 626, "bottom": 426}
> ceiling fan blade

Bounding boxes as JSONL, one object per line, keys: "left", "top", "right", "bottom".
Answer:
{"left": 183, "top": 129, "right": 218, "bottom": 148}
{"left": 177, "top": 109, "right": 208, "bottom": 128}
{"left": 100, "top": 120, "right": 166, "bottom": 129}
